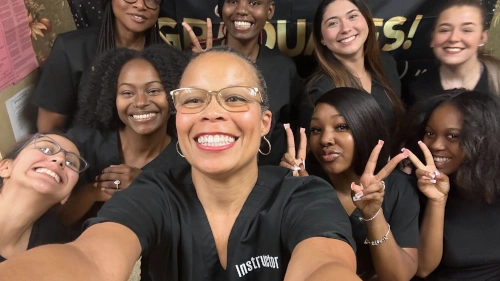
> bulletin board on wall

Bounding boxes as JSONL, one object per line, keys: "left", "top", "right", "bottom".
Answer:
{"left": 0, "top": 0, "right": 76, "bottom": 153}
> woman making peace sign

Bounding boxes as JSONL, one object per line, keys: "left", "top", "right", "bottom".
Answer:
{"left": 281, "top": 87, "right": 419, "bottom": 281}
{"left": 401, "top": 90, "right": 500, "bottom": 280}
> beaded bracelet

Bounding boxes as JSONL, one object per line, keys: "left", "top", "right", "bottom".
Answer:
{"left": 359, "top": 208, "right": 381, "bottom": 221}
{"left": 364, "top": 223, "right": 391, "bottom": 246}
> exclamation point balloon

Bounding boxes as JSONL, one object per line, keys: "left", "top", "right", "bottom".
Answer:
{"left": 403, "top": 15, "right": 423, "bottom": 50}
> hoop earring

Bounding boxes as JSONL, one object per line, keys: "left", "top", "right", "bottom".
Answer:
{"left": 214, "top": 5, "right": 220, "bottom": 17}
{"left": 258, "top": 136, "right": 271, "bottom": 156}
{"left": 176, "top": 141, "right": 185, "bottom": 158}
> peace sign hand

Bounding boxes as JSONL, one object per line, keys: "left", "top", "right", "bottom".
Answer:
{"left": 351, "top": 140, "right": 409, "bottom": 218}
{"left": 279, "top": 124, "right": 308, "bottom": 177}
{"left": 182, "top": 18, "right": 213, "bottom": 53}
{"left": 405, "top": 141, "right": 449, "bottom": 203}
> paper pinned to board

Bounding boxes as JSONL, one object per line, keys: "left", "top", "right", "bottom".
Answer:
{"left": 6, "top": 85, "right": 34, "bottom": 141}
{"left": 0, "top": 0, "right": 39, "bottom": 92}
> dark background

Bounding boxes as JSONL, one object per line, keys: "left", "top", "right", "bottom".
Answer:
{"left": 68, "top": 0, "right": 498, "bottom": 88}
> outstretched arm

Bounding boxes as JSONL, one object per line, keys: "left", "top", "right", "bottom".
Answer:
{"left": 0, "top": 222, "right": 141, "bottom": 281}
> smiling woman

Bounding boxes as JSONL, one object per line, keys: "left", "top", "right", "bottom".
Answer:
{"left": 33, "top": 0, "right": 164, "bottom": 133}
{"left": 0, "top": 133, "right": 86, "bottom": 263}
{"left": 0, "top": 47, "right": 361, "bottom": 281}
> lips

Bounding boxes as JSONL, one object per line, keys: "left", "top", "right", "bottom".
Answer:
{"left": 33, "top": 167, "right": 62, "bottom": 184}
{"left": 128, "top": 13, "right": 147, "bottom": 23}
{"left": 195, "top": 133, "right": 237, "bottom": 147}
{"left": 338, "top": 35, "right": 357, "bottom": 44}
{"left": 320, "top": 150, "right": 341, "bottom": 162}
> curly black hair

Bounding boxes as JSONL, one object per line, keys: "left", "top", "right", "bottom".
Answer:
{"left": 395, "top": 89, "right": 500, "bottom": 203}
{"left": 76, "top": 44, "right": 189, "bottom": 137}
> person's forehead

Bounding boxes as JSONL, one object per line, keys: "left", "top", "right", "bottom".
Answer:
{"left": 181, "top": 53, "right": 259, "bottom": 87}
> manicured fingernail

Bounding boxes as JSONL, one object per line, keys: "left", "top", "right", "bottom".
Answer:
{"left": 429, "top": 173, "right": 435, "bottom": 179}
{"left": 435, "top": 170, "right": 440, "bottom": 176}
{"left": 300, "top": 127, "right": 305, "bottom": 133}
{"left": 353, "top": 194, "right": 363, "bottom": 202}
{"left": 401, "top": 147, "right": 406, "bottom": 152}
{"left": 418, "top": 141, "right": 422, "bottom": 144}
{"left": 355, "top": 191, "right": 364, "bottom": 197}
{"left": 283, "top": 123, "right": 290, "bottom": 129}
{"left": 378, "top": 140, "right": 384, "bottom": 145}
{"left": 430, "top": 179, "right": 436, "bottom": 184}
{"left": 291, "top": 165, "right": 301, "bottom": 171}
{"left": 350, "top": 182, "right": 355, "bottom": 191}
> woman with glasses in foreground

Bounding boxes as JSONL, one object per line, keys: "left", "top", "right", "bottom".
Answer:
{"left": 0, "top": 47, "right": 360, "bottom": 281}
{"left": 0, "top": 133, "right": 87, "bottom": 263}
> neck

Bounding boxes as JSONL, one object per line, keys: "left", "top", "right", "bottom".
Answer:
{"left": 226, "top": 36, "right": 260, "bottom": 61}
{"left": 192, "top": 159, "right": 259, "bottom": 214}
{"left": 119, "top": 127, "right": 171, "bottom": 166}
{"left": 114, "top": 22, "right": 146, "bottom": 50}
{"left": 334, "top": 52, "right": 366, "bottom": 78}
{"left": 328, "top": 169, "right": 360, "bottom": 196}
{"left": 440, "top": 57, "right": 482, "bottom": 85}
{"left": 0, "top": 183, "right": 52, "bottom": 250}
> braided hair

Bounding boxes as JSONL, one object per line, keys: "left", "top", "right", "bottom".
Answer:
{"left": 96, "top": 0, "right": 161, "bottom": 56}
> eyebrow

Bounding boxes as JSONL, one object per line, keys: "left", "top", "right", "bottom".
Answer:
{"left": 438, "top": 22, "right": 476, "bottom": 27}
{"left": 118, "top": 81, "right": 163, "bottom": 87}
{"left": 311, "top": 113, "right": 343, "bottom": 120}
{"left": 324, "top": 9, "right": 359, "bottom": 24}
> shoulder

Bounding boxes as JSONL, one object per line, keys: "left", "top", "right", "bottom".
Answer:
{"left": 31, "top": 214, "right": 73, "bottom": 247}
{"left": 142, "top": 139, "right": 190, "bottom": 172}
{"left": 308, "top": 74, "right": 336, "bottom": 93}
{"left": 257, "top": 47, "right": 297, "bottom": 72}
{"left": 53, "top": 28, "right": 99, "bottom": 54}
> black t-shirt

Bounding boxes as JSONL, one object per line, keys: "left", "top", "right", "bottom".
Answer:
{"left": 0, "top": 214, "right": 72, "bottom": 263}
{"left": 85, "top": 166, "right": 356, "bottom": 281}
{"left": 33, "top": 28, "right": 99, "bottom": 127}
{"left": 349, "top": 171, "right": 420, "bottom": 280}
{"left": 298, "top": 52, "right": 401, "bottom": 130}
{"left": 405, "top": 64, "right": 490, "bottom": 107}
{"left": 255, "top": 47, "right": 303, "bottom": 166}
{"left": 425, "top": 187, "right": 500, "bottom": 281}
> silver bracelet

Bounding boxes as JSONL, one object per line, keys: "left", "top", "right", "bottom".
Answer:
{"left": 359, "top": 208, "right": 381, "bottom": 221}
{"left": 364, "top": 223, "right": 391, "bottom": 246}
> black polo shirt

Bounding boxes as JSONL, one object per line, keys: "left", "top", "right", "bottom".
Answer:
{"left": 405, "top": 64, "right": 490, "bottom": 107}
{"left": 0, "top": 214, "right": 72, "bottom": 263}
{"left": 85, "top": 166, "right": 355, "bottom": 280}
{"left": 33, "top": 28, "right": 99, "bottom": 128}
{"left": 349, "top": 171, "right": 420, "bottom": 280}
{"left": 425, "top": 187, "right": 500, "bottom": 281}
{"left": 298, "top": 52, "right": 401, "bottom": 131}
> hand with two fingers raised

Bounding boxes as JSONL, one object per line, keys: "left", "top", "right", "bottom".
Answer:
{"left": 405, "top": 141, "right": 450, "bottom": 203}
{"left": 94, "top": 164, "right": 142, "bottom": 196}
{"left": 279, "top": 124, "right": 308, "bottom": 177}
{"left": 182, "top": 18, "right": 213, "bottom": 53}
{"left": 351, "top": 140, "right": 410, "bottom": 219}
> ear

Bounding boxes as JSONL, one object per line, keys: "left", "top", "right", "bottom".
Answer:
{"left": 261, "top": 110, "right": 272, "bottom": 136}
{"left": 0, "top": 159, "right": 13, "bottom": 179}
{"left": 267, "top": 2, "right": 275, "bottom": 20}
{"left": 480, "top": 30, "right": 488, "bottom": 46}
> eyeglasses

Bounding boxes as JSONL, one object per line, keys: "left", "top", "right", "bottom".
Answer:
{"left": 123, "top": 0, "right": 161, "bottom": 10}
{"left": 31, "top": 134, "right": 89, "bottom": 173}
{"left": 170, "top": 86, "right": 263, "bottom": 114}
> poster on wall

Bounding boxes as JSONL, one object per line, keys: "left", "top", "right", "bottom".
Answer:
{"left": 0, "top": 0, "right": 39, "bottom": 92}
{"left": 5, "top": 85, "right": 34, "bottom": 141}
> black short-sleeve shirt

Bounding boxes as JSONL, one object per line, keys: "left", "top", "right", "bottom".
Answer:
{"left": 405, "top": 64, "right": 490, "bottom": 107}
{"left": 425, "top": 187, "right": 500, "bottom": 281}
{"left": 349, "top": 171, "right": 420, "bottom": 280}
{"left": 255, "top": 47, "right": 303, "bottom": 166}
{"left": 85, "top": 166, "right": 355, "bottom": 281}
{"left": 0, "top": 214, "right": 72, "bottom": 263}
{"left": 299, "top": 52, "right": 401, "bottom": 130}
{"left": 33, "top": 28, "right": 99, "bottom": 125}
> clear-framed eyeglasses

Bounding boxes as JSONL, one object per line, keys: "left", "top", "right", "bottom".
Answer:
{"left": 123, "top": 0, "right": 161, "bottom": 10}
{"left": 170, "top": 86, "right": 263, "bottom": 114}
{"left": 30, "top": 134, "right": 89, "bottom": 173}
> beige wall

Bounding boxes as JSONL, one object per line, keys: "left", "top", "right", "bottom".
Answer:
{"left": 0, "top": 0, "right": 75, "bottom": 154}
{"left": 487, "top": 1, "right": 500, "bottom": 57}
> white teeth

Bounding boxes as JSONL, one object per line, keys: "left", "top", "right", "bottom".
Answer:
{"left": 132, "top": 113, "right": 157, "bottom": 120}
{"left": 234, "top": 21, "right": 252, "bottom": 28}
{"left": 445, "top": 47, "right": 462, "bottom": 52}
{"left": 35, "top": 168, "right": 61, "bottom": 183}
{"left": 433, "top": 157, "right": 451, "bottom": 163}
{"left": 133, "top": 15, "right": 144, "bottom": 20}
{"left": 197, "top": 134, "right": 236, "bottom": 147}
{"left": 340, "top": 35, "right": 356, "bottom": 43}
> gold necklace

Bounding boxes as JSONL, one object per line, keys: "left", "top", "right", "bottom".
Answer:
{"left": 352, "top": 68, "right": 366, "bottom": 80}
